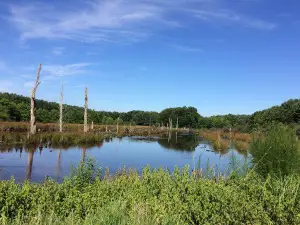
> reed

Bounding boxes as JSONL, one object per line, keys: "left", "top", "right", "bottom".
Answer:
{"left": 233, "top": 132, "right": 252, "bottom": 143}
{"left": 234, "top": 140, "right": 249, "bottom": 152}
{"left": 200, "top": 130, "right": 219, "bottom": 142}
{"left": 212, "top": 139, "right": 229, "bottom": 152}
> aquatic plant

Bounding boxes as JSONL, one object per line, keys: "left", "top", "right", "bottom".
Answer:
{"left": 212, "top": 139, "right": 229, "bottom": 152}
{"left": 234, "top": 140, "right": 249, "bottom": 152}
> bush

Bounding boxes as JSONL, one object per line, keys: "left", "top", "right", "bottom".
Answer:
{"left": 250, "top": 123, "right": 300, "bottom": 177}
{"left": 1, "top": 160, "right": 300, "bottom": 224}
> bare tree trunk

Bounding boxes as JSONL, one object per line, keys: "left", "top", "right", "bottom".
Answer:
{"left": 116, "top": 117, "right": 119, "bottom": 134}
{"left": 59, "top": 83, "right": 63, "bottom": 133}
{"left": 84, "top": 87, "right": 88, "bottom": 133}
{"left": 30, "top": 64, "right": 42, "bottom": 135}
{"left": 176, "top": 117, "right": 179, "bottom": 130}
{"left": 91, "top": 121, "right": 94, "bottom": 130}
{"left": 169, "top": 118, "right": 172, "bottom": 130}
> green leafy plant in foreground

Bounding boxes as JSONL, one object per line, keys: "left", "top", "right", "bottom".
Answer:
{"left": 1, "top": 157, "right": 300, "bottom": 225}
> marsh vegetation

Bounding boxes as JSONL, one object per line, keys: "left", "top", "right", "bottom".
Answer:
{"left": 1, "top": 92, "right": 300, "bottom": 224}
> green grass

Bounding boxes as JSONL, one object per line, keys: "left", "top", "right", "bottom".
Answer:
{"left": 1, "top": 158, "right": 300, "bottom": 225}
{"left": 250, "top": 123, "right": 300, "bottom": 177}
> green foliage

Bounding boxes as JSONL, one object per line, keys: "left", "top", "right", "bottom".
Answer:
{"left": 250, "top": 99, "right": 300, "bottom": 129}
{"left": 102, "top": 116, "right": 114, "bottom": 125}
{"left": 250, "top": 123, "right": 300, "bottom": 177}
{"left": 1, "top": 161, "right": 300, "bottom": 224}
{"left": 159, "top": 106, "right": 200, "bottom": 128}
{"left": 1, "top": 92, "right": 300, "bottom": 131}
{"left": 69, "top": 157, "right": 102, "bottom": 186}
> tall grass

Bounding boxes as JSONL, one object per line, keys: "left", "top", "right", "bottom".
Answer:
{"left": 250, "top": 123, "right": 300, "bottom": 177}
{"left": 1, "top": 159, "right": 300, "bottom": 224}
{"left": 234, "top": 140, "right": 249, "bottom": 152}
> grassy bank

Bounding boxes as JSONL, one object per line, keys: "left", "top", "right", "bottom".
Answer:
{"left": 0, "top": 122, "right": 187, "bottom": 137}
{"left": 0, "top": 161, "right": 300, "bottom": 225}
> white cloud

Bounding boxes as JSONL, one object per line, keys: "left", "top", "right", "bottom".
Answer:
{"left": 42, "top": 63, "right": 91, "bottom": 80}
{"left": 171, "top": 44, "right": 204, "bottom": 52}
{"left": 191, "top": 9, "right": 276, "bottom": 30}
{"left": 8, "top": 0, "right": 165, "bottom": 43}
{"left": 6, "top": 0, "right": 277, "bottom": 43}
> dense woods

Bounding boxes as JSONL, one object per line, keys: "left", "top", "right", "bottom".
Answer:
{"left": 1, "top": 92, "right": 300, "bottom": 131}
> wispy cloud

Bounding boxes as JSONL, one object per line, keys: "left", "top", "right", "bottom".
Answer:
{"left": 52, "top": 47, "right": 64, "bottom": 55}
{"left": 7, "top": 1, "right": 166, "bottom": 43}
{"left": 6, "top": 0, "right": 277, "bottom": 43}
{"left": 191, "top": 9, "right": 276, "bottom": 30}
{"left": 19, "top": 63, "right": 92, "bottom": 89}
{"left": 42, "top": 63, "right": 91, "bottom": 80}
{"left": 171, "top": 44, "right": 204, "bottom": 52}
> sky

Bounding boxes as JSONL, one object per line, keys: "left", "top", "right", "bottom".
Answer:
{"left": 0, "top": 0, "right": 299, "bottom": 116}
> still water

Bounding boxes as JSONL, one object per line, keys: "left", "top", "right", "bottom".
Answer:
{"left": 0, "top": 133, "right": 249, "bottom": 182}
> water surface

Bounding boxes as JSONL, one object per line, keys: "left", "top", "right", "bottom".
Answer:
{"left": 0, "top": 133, "right": 249, "bottom": 182}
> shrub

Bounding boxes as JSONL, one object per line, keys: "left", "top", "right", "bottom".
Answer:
{"left": 1, "top": 165, "right": 300, "bottom": 224}
{"left": 250, "top": 123, "right": 300, "bottom": 177}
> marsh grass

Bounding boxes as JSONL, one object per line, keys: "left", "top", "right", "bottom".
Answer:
{"left": 0, "top": 132, "right": 110, "bottom": 148}
{"left": 212, "top": 139, "right": 229, "bottom": 152}
{"left": 233, "top": 132, "right": 252, "bottom": 143}
{"left": 234, "top": 140, "right": 249, "bottom": 152}
{"left": 250, "top": 123, "right": 300, "bottom": 177}
{"left": 200, "top": 130, "right": 252, "bottom": 143}
{"left": 1, "top": 157, "right": 300, "bottom": 225}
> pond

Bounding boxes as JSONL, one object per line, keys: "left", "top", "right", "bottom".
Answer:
{"left": 0, "top": 132, "right": 250, "bottom": 182}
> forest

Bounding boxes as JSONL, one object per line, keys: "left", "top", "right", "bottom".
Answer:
{"left": 1, "top": 92, "right": 300, "bottom": 131}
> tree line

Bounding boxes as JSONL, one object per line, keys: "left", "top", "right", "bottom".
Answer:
{"left": 1, "top": 92, "right": 299, "bottom": 131}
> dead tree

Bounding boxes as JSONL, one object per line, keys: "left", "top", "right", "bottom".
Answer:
{"left": 30, "top": 64, "right": 42, "bottom": 135}
{"left": 84, "top": 87, "right": 88, "bottom": 133}
{"left": 169, "top": 118, "right": 173, "bottom": 130}
{"left": 59, "top": 83, "right": 63, "bottom": 133}
{"left": 176, "top": 117, "right": 179, "bottom": 130}
{"left": 91, "top": 121, "right": 94, "bottom": 130}
{"left": 116, "top": 117, "right": 119, "bottom": 134}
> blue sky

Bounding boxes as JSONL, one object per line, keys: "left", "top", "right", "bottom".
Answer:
{"left": 0, "top": 0, "right": 299, "bottom": 116}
